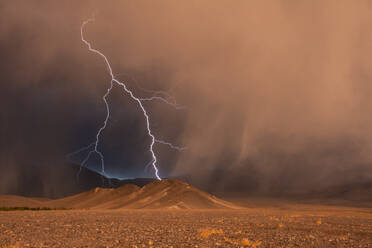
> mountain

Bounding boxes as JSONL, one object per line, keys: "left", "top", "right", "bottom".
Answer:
{"left": 51, "top": 180, "right": 238, "bottom": 209}
{"left": 0, "top": 180, "right": 240, "bottom": 210}
{"left": 47, "top": 184, "right": 140, "bottom": 209}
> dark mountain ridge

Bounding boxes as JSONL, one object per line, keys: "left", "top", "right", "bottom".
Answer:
{"left": 0, "top": 163, "right": 155, "bottom": 199}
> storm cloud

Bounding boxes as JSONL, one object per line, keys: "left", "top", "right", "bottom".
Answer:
{"left": 1, "top": 1, "right": 372, "bottom": 196}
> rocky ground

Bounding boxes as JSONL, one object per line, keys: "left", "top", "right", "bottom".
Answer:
{"left": 0, "top": 204, "right": 372, "bottom": 247}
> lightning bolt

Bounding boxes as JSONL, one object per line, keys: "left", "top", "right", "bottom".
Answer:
{"left": 69, "top": 16, "right": 185, "bottom": 181}
{"left": 115, "top": 72, "right": 181, "bottom": 106}
{"left": 139, "top": 96, "right": 186, "bottom": 110}
{"left": 155, "top": 139, "right": 188, "bottom": 151}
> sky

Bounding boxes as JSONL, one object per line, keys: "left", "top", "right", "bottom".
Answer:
{"left": 1, "top": 0, "right": 372, "bottom": 195}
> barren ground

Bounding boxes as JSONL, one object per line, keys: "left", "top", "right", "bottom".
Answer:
{"left": 1, "top": 201, "right": 372, "bottom": 247}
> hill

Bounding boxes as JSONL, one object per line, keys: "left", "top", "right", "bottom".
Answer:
{"left": 0, "top": 195, "right": 49, "bottom": 208}
{"left": 31, "top": 180, "right": 241, "bottom": 210}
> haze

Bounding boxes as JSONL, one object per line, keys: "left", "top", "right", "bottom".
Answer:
{"left": 1, "top": 0, "right": 372, "bottom": 196}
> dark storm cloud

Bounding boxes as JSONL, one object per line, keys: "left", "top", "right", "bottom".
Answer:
{"left": 1, "top": 0, "right": 372, "bottom": 196}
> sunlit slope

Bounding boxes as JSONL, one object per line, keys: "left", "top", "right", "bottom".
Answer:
{"left": 48, "top": 180, "right": 240, "bottom": 209}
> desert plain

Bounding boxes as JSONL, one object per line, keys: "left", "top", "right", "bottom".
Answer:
{"left": 0, "top": 180, "right": 372, "bottom": 247}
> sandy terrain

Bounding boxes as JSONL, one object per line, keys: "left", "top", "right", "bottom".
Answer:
{"left": 1, "top": 204, "right": 372, "bottom": 247}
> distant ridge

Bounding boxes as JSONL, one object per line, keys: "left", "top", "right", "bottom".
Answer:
{"left": 70, "top": 164, "right": 156, "bottom": 190}
{"left": 0, "top": 162, "right": 156, "bottom": 199}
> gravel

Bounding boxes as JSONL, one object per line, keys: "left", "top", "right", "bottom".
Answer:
{"left": 1, "top": 206, "right": 372, "bottom": 247}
